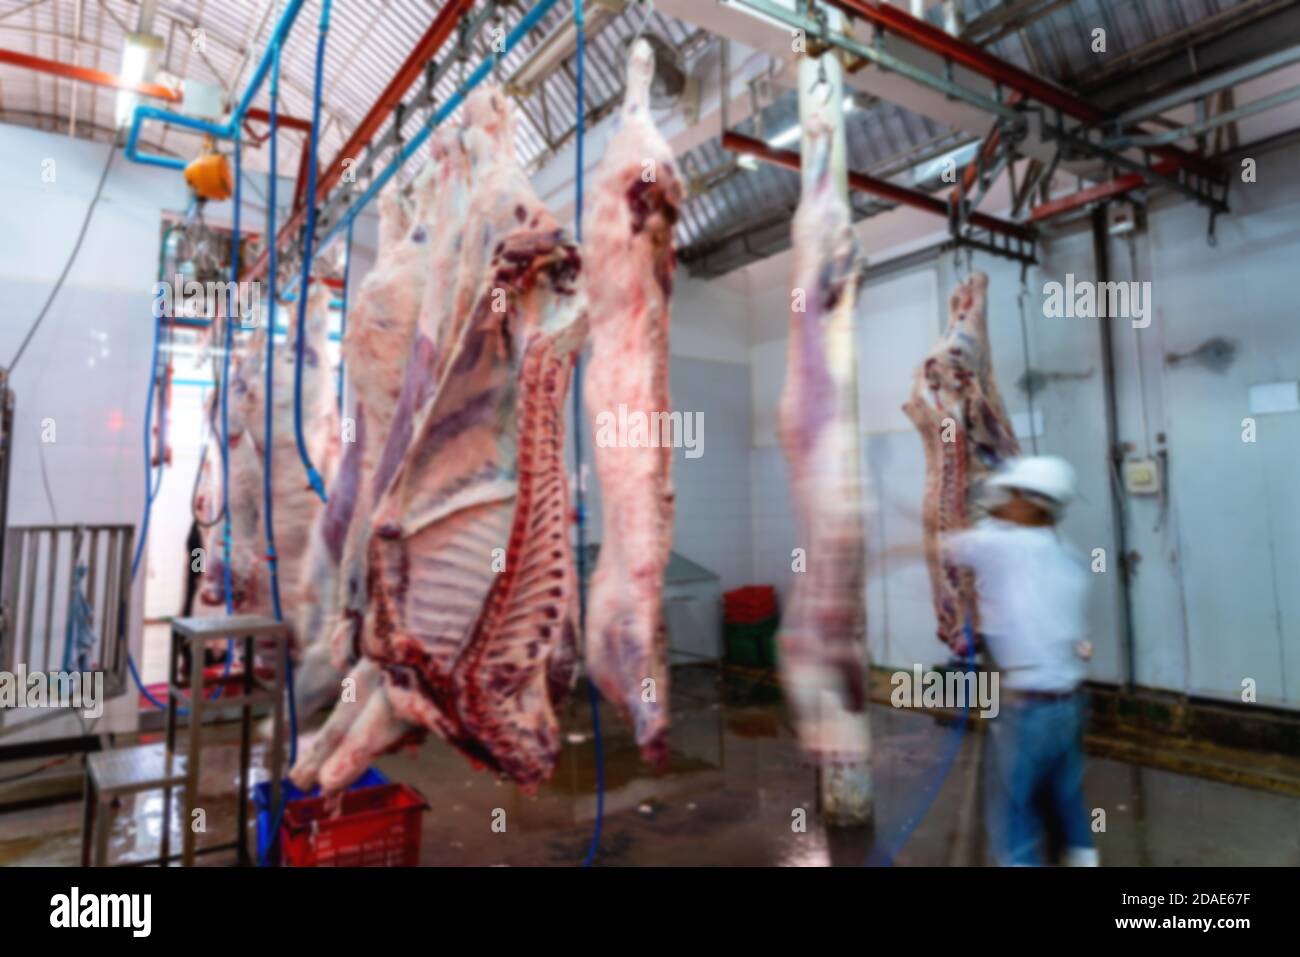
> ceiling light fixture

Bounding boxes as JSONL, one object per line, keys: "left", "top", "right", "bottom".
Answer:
{"left": 115, "top": 33, "right": 163, "bottom": 128}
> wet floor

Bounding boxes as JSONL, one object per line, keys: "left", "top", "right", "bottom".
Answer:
{"left": 3, "top": 666, "right": 1298, "bottom": 866}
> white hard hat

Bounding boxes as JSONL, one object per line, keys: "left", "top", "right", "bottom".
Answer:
{"left": 987, "top": 455, "right": 1078, "bottom": 505}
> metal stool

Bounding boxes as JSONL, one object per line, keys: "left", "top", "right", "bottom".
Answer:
{"left": 80, "top": 614, "right": 289, "bottom": 866}
{"left": 83, "top": 742, "right": 186, "bottom": 866}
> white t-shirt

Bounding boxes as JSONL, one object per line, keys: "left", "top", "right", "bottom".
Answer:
{"left": 944, "top": 519, "right": 1090, "bottom": 692}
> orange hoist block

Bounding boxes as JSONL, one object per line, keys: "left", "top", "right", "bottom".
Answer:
{"left": 185, "top": 139, "right": 233, "bottom": 201}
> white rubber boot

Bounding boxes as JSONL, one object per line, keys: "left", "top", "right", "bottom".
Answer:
{"left": 1063, "top": 846, "right": 1100, "bottom": 867}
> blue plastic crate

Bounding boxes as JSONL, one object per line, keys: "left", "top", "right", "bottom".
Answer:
{"left": 253, "top": 767, "right": 388, "bottom": 866}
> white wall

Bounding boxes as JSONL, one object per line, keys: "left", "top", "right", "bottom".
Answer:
{"left": 1139, "top": 142, "right": 1300, "bottom": 706}
{"left": 735, "top": 137, "right": 1300, "bottom": 709}
{"left": 0, "top": 125, "right": 188, "bottom": 737}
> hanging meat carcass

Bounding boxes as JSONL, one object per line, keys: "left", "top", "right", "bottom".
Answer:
{"left": 902, "top": 270, "right": 1020, "bottom": 651}
{"left": 200, "top": 331, "right": 269, "bottom": 614}
{"left": 223, "top": 285, "right": 336, "bottom": 624}
{"left": 292, "top": 87, "right": 586, "bottom": 794}
{"left": 775, "top": 117, "right": 870, "bottom": 760}
{"left": 275, "top": 285, "right": 338, "bottom": 619}
{"left": 294, "top": 167, "right": 447, "bottom": 718}
{"left": 582, "top": 38, "right": 684, "bottom": 769}
{"left": 326, "top": 130, "right": 472, "bottom": 673}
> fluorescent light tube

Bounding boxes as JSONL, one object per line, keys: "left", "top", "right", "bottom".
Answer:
{"left": 765, "top": 96, "right": 857, "bottom": 148}
{"left": 115, "top": 33, "right": 163, "bottom": 128}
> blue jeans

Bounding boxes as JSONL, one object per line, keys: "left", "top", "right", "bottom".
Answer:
{"left": 985, "top": 692, "right": 1095, "bottom": 866}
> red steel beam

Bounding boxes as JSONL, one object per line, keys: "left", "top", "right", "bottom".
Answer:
{"left": 1028, "top": 159, "right": 1179, "bottom": 222}
{"left": 246, "top": 107, "right": 313, "bottom": 133}
{"left": 0, "top": 47, "right": 180, "bottom": 101}
{"left": 723, "top": 131, "right": 1035, "bottom": 242}
{"left": 242, "top": 0, "right": 475, "bottom": 282}
{"left": 293, "top": 135, "right": 314, "bottom": 212}
{"left": 825, "top": 0, "right": 1220, "bottom": 181}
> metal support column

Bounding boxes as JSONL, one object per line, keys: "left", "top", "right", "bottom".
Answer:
{"left": 1091, "top": 207, "right": 1137, "bottom": 691}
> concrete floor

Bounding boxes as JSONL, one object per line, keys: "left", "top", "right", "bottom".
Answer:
{"left": 2, "top": 665, "right": 1298, "bottom": 866}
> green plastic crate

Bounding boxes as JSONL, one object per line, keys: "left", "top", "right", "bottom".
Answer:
{"left": 725, "top": 615, "right": 779, "bottom": 667}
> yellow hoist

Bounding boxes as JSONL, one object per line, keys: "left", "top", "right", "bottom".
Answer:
{"left": 184, "top": 135, "right": 233, "bottom": 201}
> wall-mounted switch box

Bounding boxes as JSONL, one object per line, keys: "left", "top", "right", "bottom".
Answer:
{"left": 1124, "top": 457, "right": 1160, "bottom": 495}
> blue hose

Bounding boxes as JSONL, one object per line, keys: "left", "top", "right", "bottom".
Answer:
{"left": 129, "top": 316, "right": 166, "bottom": 580}
{"left": 571, "top": 0, "right": 604, "bottom": 870}
{"left": 289, "top": 0, "right": 332, "bottom": 504}
{"left": 337, "top": 219, "right": 352, "bottom": 411}
{"left": 263, "top": 42, "right": 286, "bottom": 627}
{"left": 205, "top": 134, "right": 243, "bottom": 703}
{"left": 126, "top": 141, "right": 242, "bottom": 714}
{"left": 221, "top": 137, "right": 240, "bottom": 616}
{"left": 126, "top": 311, "right": 176, "bottom": 713}
{"left": 257, "top": 38, "right": 299, "bottom": 867}
{"left": 866, "top": 618, "right": 978, "bottom": 866}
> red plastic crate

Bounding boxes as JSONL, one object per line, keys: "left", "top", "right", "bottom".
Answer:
{"left": 724, "top": 585, "right": 778, "bottom": 625}
{"left": 280, "top": 783, "right": 428, "bottom": 867}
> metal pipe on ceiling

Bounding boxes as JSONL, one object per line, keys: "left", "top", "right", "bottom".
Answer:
{"left": 241, "top": 0, "right": 476, "bottom": 284}
{"left": 1113, "top": 42, "right": 1300, "bottom": 127}
{"left": 734, "top": 0, "right": 1021, "bottom": 125}
{"left": 722, "top": 129, "right": 1034, "bottom": 241}
{"left": 822, "top": 0, "right": 1222, "bottom": 181}
{"left": 124, "top": 0, "right": 315, "bottom": 170}
{"left": 1114, "top": 83, "right": 1300, "bottom": 149}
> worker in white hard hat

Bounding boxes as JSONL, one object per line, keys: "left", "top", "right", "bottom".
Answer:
{"left": 943, "top": 455, "right": 1099, "bottom": 867}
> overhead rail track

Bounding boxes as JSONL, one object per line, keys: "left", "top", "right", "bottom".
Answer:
{"left": 241, "top": 0, "right": 478, "bottom": 288}
{"left": 723, "top": 0, "right": 1229, "bottom": 240}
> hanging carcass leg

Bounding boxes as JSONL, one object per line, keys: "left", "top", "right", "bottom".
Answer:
{"left": 775, "top": 117, "right": 870, "bottom": 761}
{"left": 582, "top": 39, "right": 684, "bottom": 769}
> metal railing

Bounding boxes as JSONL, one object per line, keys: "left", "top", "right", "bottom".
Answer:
{"left": 0, "top": 524, "right": 133, "bottom": 736}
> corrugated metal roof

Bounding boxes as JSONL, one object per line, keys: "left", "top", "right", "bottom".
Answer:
{"left": 0, "top": 0, "right": 695, "bottom": 178}
{"left": 960, "top": 0, "right": 1249, "bottom": 85}
{"left": 0, "top": 0, "right": 1266, "bottom": 275}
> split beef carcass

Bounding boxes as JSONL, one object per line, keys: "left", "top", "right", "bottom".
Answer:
{"left": 581, "top": 38, "right": 684, "bottom": 769}
{"left": 328, "top": 151, "right": 463, "bottom": 668}
{"left": 902, "top": 270, "right": 1019, "bottom": 651}
{"left": 294, "top": 170, "right": 446, "bottom": 718}
{"left": 775, "top": 119, "right": 870, "bottom": 760}
{"left": 295, "top": 187, "right": 417, "bottom": 693}
{"left": 291, "top": 87, "right": 586, "bottom": 794}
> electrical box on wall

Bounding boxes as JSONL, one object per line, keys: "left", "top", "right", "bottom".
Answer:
{"left": 181, "top": 79, "right": 225, "bottom": 121}
{"left": 1123, "top": 457, "right": 1161, "bottom": 495}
